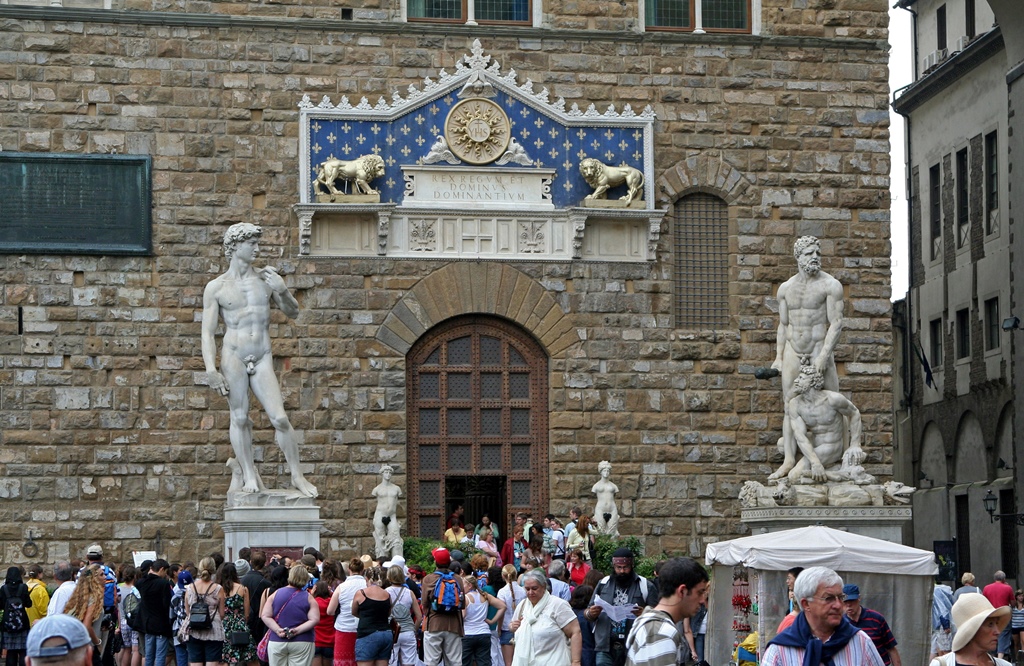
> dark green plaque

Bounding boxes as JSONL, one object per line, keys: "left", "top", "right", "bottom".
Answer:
{"left": 0, "top": 152, "right": 152, "bottom": 255}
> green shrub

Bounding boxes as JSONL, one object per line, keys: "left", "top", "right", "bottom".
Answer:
{"left": 401, "top": 537, "right": 484, "bottom": 574}
{"left": 592, "top": 534, "right": 645, "bottom": 575}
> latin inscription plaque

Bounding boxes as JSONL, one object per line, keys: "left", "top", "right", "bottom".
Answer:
{"left": 0, "top": 152, "right": 152, "bottom": 255}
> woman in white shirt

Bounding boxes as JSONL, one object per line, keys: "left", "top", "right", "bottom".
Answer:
{"left": 326, "top": 558, "right": 367, "bottom": 666}
{"left": 385, "top": 566, "right": 421, "bottom": 666}
{"left": 497, "top": 566, "right": 525, "bottom": 666}
{"left": 509, "top": 569, "right": 582, "bottom": 666}
{"left": 462, "top": 575, "right": 505, "bottom": 666}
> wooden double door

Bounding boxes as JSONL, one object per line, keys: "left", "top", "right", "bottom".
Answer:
{"left": 406, "top": 315, "right": 549, "bottom": 545}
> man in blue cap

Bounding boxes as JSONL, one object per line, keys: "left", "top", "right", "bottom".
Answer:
{"left": 26, "top": 615, "right": 94, "bottom": 666}
{"left": 843, "top": 584, "right": 901, "bottom": 666}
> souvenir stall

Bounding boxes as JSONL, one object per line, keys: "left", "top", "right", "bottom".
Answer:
{"left": 704, "top": 526, "right": 937, "bottom": 666}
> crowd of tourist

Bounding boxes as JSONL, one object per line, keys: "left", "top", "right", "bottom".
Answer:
{"left": 11, "top": 518, "right": 1024, "bottom": 666}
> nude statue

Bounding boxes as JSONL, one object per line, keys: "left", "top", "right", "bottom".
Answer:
{"left": 591, "top": 460, "right": 620, "bottom": 538}
{"left": 785, "top": 365, "right": 864, "bottom": 483}
{"left": 201, "top": 222, "right": 317, "bottom": 498}
{"left": 768, "top": 236, "right": 845, "bottom": 481}
{"left": 371, "top": 464, "right": 403, "bottom": 558}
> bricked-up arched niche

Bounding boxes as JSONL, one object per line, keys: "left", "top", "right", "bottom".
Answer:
{"left": 406, "top": 315, "right": 549, "bottom": 542}
{"left": 375, "top": 263, "right": 580, "bottom": 357}
{"left": 953, "top": 411, "right": 986, "bottom": 484}
{"left": 919, "top": 421, "right": 948, "bottom": 486}
{"left": 995, "top": 402, "right": 1014, "bottom": 479}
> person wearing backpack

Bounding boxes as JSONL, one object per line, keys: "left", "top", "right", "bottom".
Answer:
{"left": 421, "top": 548, "right": 466, "bottom": 666}
{"left": 182, "top": 558, "right": 225, "bottom": 666}
{"left": 116, "top": 566, "right": 142, "bottom": 666}
{"left": 136, "top": 559, "right": 173, "bottom": 666}
{"left": 583, "top": 549, "right": 659, "bottom": 666}
{"left": 2, "top": 566, "right": 34, "bottom": 666}
{"left": 623, "top": 558, "right": 708, "bottom": 666}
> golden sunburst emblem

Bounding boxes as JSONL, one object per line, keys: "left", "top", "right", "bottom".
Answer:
{"left": 444, "top": 98, "right": 511, "bottom": 165}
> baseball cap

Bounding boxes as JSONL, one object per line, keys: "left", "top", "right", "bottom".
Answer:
{"left": 27, "top": 615, "right": 92, "bottom": 657}
{"left": 86, "top": 544, "right": 103, "bottom": 556}
{"left": 842, "top": 584, "right": 860, "bottom": 600}
{"left": 431, "top": 548, "right": 451, "bottom": 567}
{"left": 450, "top": 549, "right": 465, "bottom": 562}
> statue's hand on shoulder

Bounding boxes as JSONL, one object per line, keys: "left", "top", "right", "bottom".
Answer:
{"left": 208, "top": 371, "right": 229, "bottom": 396}
{"left": 260, "top": 266, "right": 287, "bottom": 294}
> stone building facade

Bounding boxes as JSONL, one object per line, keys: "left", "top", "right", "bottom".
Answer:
{"left": 0, "top": 0, "right": 893, "bottom": 563}
{"left": 892, "top": 0, "right": 1018, "bottom": 581}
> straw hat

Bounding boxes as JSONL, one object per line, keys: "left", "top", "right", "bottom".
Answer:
{"left": 951, "top": 592, "right": 1010, "bottom": 652}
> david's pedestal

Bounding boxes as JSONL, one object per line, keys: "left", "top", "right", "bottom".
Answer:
{"left": 222, "top": 491, "right": 323, "bottom": 561}
{"left": 741, "top": 506, "right": 912, "bottom": 544}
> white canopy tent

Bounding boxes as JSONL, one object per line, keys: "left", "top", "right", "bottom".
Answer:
{"left": 704, "top": 526, "right": 938, "bottom": 666}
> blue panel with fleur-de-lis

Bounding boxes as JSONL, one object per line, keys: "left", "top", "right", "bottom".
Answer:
{"left": 306, "top": 89, "right": 648, "bottom": 208}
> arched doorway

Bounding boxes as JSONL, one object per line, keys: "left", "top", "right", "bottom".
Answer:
{"left": 406, "top": 315, "right": 549, "bottom": 543}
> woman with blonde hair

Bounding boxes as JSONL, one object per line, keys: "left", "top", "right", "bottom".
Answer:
{"left": 327, "top": 558, "right": 366, "bottom": 666}
{"left": 954, "top": 572, "right": 981, "bottom": 603}
{"left": 386, "top": 566, "right": 421, "bottom": 666}
{"left": 184, "top": 557, "right": 226, "bottom": 666}
{"left": 497, "top": 565, "right": 525, "bottom": 666}
{"left": 261, "top": 566, "right": 319, "bottom": 666}
{"left": 64, "top": 565, "right": 105, "bottom": 652}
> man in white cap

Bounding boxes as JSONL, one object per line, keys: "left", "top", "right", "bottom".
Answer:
{"left": 26, "top": 614, "right": 94, "bottom": 666}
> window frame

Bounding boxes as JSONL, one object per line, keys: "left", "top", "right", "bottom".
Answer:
{"left": 929, "top": 164, "right": 942, "bottom": 261}
{"left": 985, "top": 131, "right": 998, "bottom": 233}
{"left": 405, "top": 0, "right": 533, "bottom": 25}
{"left": 984, "top": 297, "right": 1000, "bottom": 352}
{"left": 673, "top": 192, "right": 731, "bottom": 330}
{"left": 955, "top": 307, "right": 970, "bottom": 360}
{"left": 929, "top": 317, "right": 943, "bottom": 368}
{"left": 645, "top": 0, "right": 753, "bottom": 34}
{"left": 955, "top": 147, "right": 969, "bottom": 249}
{"left": 965, "top": 0, "right": 975, "bottom": 39}
{"left": 936, "top": 4, "right": 947, "bottom": 51}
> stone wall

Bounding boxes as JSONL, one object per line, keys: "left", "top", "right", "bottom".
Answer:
{"left": 0, "top": 7, "right": 893, "bottom": 564}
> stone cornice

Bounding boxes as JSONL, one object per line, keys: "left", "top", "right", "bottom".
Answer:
{"left": 0, "top": 5, "right": 886, "bottom": 51}
{"left": 892, "top": 27, "right": 1005, "bottom": 116}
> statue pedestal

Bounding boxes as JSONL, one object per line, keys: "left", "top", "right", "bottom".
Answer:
{"left": 741, "top": 506, "right": 913, "bottom": 544}
{"left": 222, "top": 492, "right": 323, "bottom": 560}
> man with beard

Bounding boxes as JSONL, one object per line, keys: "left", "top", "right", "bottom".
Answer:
{"left": 763, "top": 567, "right": 883, "bottom": 666}
{"left": 585, "top": 548, "right": 659, "bottom": 666}
{"left": 769, "top": 236, "right": 846, "bottom": 483}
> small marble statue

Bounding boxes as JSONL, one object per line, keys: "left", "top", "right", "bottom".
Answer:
{"left": 580, "top": 158, "right": 644, "bottom": 204}
{"left": 371, "top": 464, "right": 403, "bottom": 558}
{"left": 202, "top": 223, "right": 317, "bottom": 499}
{"left": 314, "top": 155, "right": 385, "bottom": 197}
{"left": 591, "top": 460, "right": 620, "bottom": 537}
{"left": 768, "top": 236, "right": 845, "bottom": 482}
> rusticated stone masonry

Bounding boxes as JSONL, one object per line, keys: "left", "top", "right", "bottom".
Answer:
{"left": 0, "top": 4, "right": 893, "bottom": 563}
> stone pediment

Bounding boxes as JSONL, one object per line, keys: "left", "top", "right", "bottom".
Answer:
{"left": 294, "top": 39, "right": 666, "bottom": 261}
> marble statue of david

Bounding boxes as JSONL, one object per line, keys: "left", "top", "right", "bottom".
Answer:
{"left": 201, "top": 222, "right": 317, "bottom": 498}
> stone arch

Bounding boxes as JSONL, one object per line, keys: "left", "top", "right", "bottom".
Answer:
{"left": 919, "top": 420, "right": 948, "bottom": 487}
{"left": 654, "top": 151, "right": 756, "bottom": 206}
{"left": 994, "top": 402, "right": 1014, "bottom": 479}
{"left": 952, "top": 411, "right": 987, "bottom": 484}
{"left": 376, "top": 262, "right": 580, "bottom": 357}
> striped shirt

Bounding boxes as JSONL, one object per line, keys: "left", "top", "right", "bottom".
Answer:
{"left": 849, "top": 608, "right": 897, "bottom": 666}
{"left": 1011, "top": 607, "right": 1024, "bottom": 630}
{"left": 626, "top": 609, "right": 680, "bottom": 666}
{"left": 762, "top": 630, "right": 885, "bottom": 666}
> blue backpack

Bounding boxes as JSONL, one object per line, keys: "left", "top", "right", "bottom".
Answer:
{"left": 431, "top": 571, "right": 464, "bottom": 613}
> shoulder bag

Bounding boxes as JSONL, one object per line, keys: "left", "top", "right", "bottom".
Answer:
{"left": 256, "top": 589, "right": 302, "bottom": 662}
